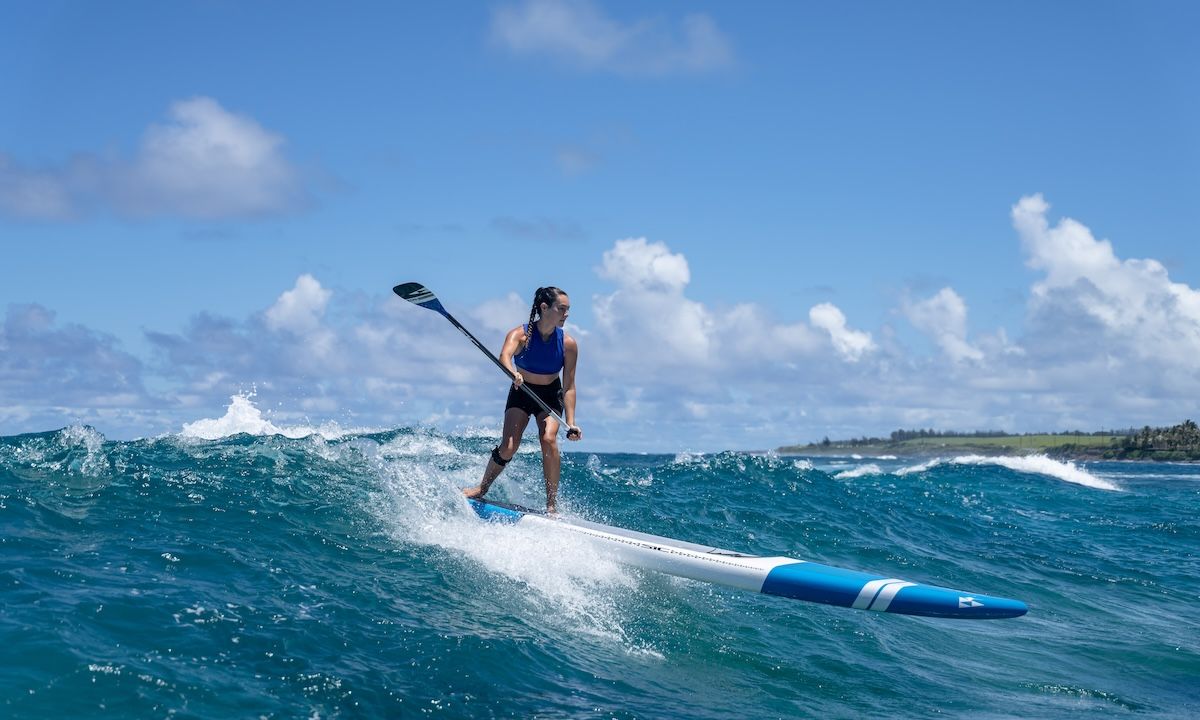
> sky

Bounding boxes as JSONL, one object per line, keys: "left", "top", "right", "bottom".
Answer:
{"left": 2, "top": 1, "right": 1199, "bottom": 452}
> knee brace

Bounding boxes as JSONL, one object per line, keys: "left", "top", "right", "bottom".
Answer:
{"left": 491, "top": 446, "right": 511, "bottom": 467}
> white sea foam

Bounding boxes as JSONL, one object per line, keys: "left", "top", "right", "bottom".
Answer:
{"left": 955, "top": 454, "right": 1119, "bottom": 491}
{"left": 834, "top": 463, "right": 882, "bottom": 479}
{"left": 457, "top": 424, "right": 503, "bottom": 440}
{"left": 180, "top": 393, "right": 362, "bottom": 441}
{"left": 792, "top": 459, "right": 814, "bottom": 471}
{"left": 59, "top": 424, "right": 105, "bottom": 450}
{"left": 377, "top": 433, "right": 461, "bottom": 458}
{"left": 895, "top": 458, "right": 942, "bottom": 475}
{"left": 50, "top": 425, "right": 109, "bottom": 477}
{"left": 367, "top": 452, "right": 644, "bottom": 649}
{"left": 897, "top": 454, "right": 1119, "bottom": 491}
{"left": 672, "top": 452, "right": 706, "bottom": 466}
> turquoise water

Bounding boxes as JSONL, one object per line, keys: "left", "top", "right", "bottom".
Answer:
{"left": 2, "top": 420, "right": 1198, "bottom": 718}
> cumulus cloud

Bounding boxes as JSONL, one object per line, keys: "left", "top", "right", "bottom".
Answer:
{"left": 582, "top": 236, "right": 878, "bottom": 450}
{"left": 471, "top": 291, "right": 529, "bottom": 335}
{"left": 0, "top": 303, "right": 157, "bottom": 432}
{"left": 1013, "top": 194, "right": 1200, "bottom": 364}
{"left": 490, "top": 0, "right": 734, "bottom": 75}
{"left": 265, "top": 274, "right": 332, "bottom": 335}
{"left": 141, "top": 276, "right": 504, "bottom": 432}
{"left": 808, "top": 303, "right": 876, "bottom": 362}
{"left": 263, "top": 274, "right": 338, "bottom": 361}
{"left": 0, "top": 97, "right": 307, "bottom": 221}
{"left": 597, "top": 237, "right": 690, "bottom": 292}
{"left": 903, "top": 287, "right": 983, "bottom": 363}
{"left": 592, "top": 238, "right": 711, "bottom": 364}
{"left": 116, "top": 97, "right": 307, "bottom": 218}
{"left": 589, "top": 238, "right": 868, "bottom": 372}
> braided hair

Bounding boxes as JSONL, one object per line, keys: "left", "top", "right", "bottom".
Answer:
{"left": 523, "top": 286, "right": 565, "bottom": 348}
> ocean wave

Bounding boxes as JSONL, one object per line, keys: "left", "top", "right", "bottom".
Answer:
{"left": 0, "top": 422, "right": 1193, "bottom": 717}
{"left": 897, "top": 454, "right": 1119, "bottom": 491}
{"left": 179, "top": 393, "right": 367, "bottom": 441}
{"left": 895, "top": 458, "right": 942, "bottom": 475}
{"left": 0, "top": 425, "right": 111, "bottom": 480}
{"left": 834, "top": 463, "right": 883, "bottom": 479}
{"left": 456, "top": 424, "right": 503, "bottom": 440}
{"left": 377, "top": 432, "right": 463, "bottom": 458}
{"left": 366, "top": 450, "right": 641, "bottom": 647}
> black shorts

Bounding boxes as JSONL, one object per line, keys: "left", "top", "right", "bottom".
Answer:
{"left": 505, "top": 378, "right": 563, "bottom": 417}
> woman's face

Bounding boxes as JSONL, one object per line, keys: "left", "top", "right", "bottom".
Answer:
{"left": 544, "top": 293, "right": 570, "bottom": 325}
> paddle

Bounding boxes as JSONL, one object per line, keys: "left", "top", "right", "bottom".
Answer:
{"left": 393, "top": 282, "right": 580, "bottom": 438}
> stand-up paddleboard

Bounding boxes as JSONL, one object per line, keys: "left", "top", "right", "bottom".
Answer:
{"left": 469, "top": 498, "right": 1027, "bottom": 620}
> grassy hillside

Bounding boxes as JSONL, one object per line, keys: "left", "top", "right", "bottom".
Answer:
{"left": 779, "top": 421, "right": 1200, "bottom": 460}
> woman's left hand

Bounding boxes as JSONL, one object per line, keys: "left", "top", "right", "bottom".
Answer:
{"left": 566, "top": 425, "right": 583, "bottom": 441}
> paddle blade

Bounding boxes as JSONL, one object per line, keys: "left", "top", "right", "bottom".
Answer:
{"left": 393, "top": 282, "right": 448, "bottom": 315}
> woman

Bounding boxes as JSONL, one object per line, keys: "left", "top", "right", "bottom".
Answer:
{"left": 463, "top": 286, "right": 582, "bottom": 513}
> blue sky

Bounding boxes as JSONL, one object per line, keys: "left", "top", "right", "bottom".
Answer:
{"left": 3, "top": 1, "right": 1199, "bottom": 451}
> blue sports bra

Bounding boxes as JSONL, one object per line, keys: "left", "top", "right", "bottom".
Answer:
{"left": 515, "top": 325, "right": 564, "bottom": 375}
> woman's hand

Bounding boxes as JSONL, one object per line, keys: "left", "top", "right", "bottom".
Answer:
{"left": 566, "top": 425, "right": 583, "bottom": 441}
{"left": 511, "top": 371, "right": 524, "bottom": 388}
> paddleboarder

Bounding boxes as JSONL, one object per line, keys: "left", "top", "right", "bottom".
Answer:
{"left": 463, "top": 286, "right": 582, "bottom": 512}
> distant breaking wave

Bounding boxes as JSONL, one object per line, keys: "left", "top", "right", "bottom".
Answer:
{"left": 834, "top": 463, "right": 883, "bottom": 479}
{"left": 180, "top": 393, "right": 373, "bottom": 441}
{"left": 896, "top": 454, "right": 1119, "bottom": 491}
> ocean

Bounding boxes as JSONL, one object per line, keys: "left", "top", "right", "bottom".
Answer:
{"left": 2, "top": 399, "right": 1198, "bottom": 718}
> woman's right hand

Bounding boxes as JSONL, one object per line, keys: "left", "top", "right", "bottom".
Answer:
{"left": 511, "top": 371, "right": 524, "bottom": 388}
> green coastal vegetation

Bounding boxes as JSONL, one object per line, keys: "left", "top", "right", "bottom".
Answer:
{"left": 779, "top": 420, "right": 1200, "bottom": 461}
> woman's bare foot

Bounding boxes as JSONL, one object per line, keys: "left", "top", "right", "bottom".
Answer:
{"left": 463, "top": 486, "right": 485, "bottom": 499}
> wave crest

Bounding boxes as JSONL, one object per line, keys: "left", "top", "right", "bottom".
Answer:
{"left": 897, "top": 454, "right": 1119, "bottom": 491}
{"left": 179, "top": 393, "right": 363, "bottom": 440}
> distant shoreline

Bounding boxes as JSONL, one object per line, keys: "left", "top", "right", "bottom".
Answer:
{"left": 777, "top": 423, "right": 1200, "bottom": 462}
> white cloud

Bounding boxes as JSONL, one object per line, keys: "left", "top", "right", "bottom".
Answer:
{"left": 581, "top": 236, "right": 879, "bottom": 451}
{"left": 903, "top": 287, "right": 984, "bottom": 363}
{"left": 264, "top": 274, "right": 338, "bottom": 363}
{"left": 808, "top": 303, "right": 875, "bottom": 362}
{"left": 588, "top": 237, "right": 870, "bottom": 379}
{"left": 1013, "top": 193, "right": 1200, "bottom": 364}
{"left": 471, "top": 291, "right": 529, "bottom": 335}
{"left": 490, "top": 0, "right": 734, "bottom": 75}
{"left": 592, "top": 238, "right": 711, "bottom": 364}
{"left": 265, "top": 274, "right": 332, "bottom": 335}
{"left": 0, "top": 97, "right": 307, "bottom": 221}
{"left": 117, "top": 97, "right": 306, "bottom": 218}
{"left": 0, "top": 303, "right": 155, "bottom": 433}
{"left": 598, "top": 237, "right": 690, "bottom": 292}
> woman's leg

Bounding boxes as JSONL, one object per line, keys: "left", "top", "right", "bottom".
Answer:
{"left": 536, "top": 413, "right": 560, "bottom": 512}
{"left": 464, "top": 408, "right": 530, "bottom": 499}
